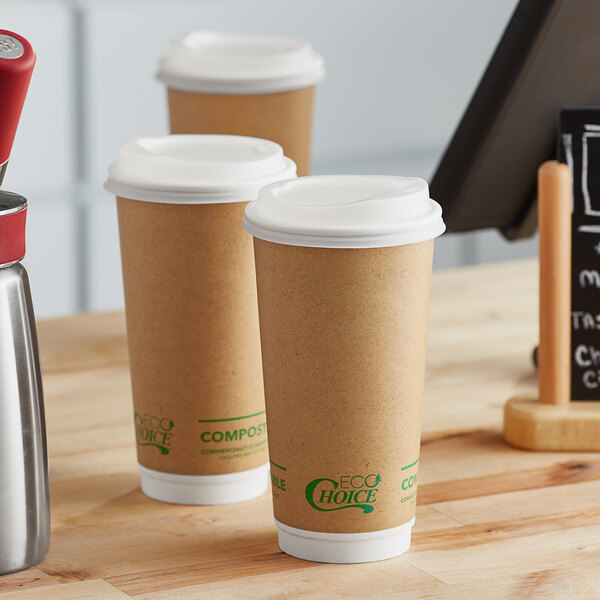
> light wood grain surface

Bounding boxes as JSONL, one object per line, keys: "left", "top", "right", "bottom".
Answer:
{"left": 2, "top": 259, "right": 599, "bottom": 599}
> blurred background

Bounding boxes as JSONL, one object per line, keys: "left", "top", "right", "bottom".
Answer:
{"left": 3, "top": 0, "right": 536, "bottom": 318}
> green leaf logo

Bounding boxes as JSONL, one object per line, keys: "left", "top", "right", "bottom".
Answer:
{"left": 305, "top": 477, "right": 375, "bottom": 513}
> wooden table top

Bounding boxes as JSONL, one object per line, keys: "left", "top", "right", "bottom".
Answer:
{"left": 2, "top": 258, "right": 599, "bottom": 599}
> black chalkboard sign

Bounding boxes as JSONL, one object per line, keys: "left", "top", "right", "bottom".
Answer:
{"left": 560, "top": 108, "right": 600, "bottom": 399}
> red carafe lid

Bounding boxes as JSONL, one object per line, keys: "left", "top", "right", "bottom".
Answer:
{"left": 0, "top": 30, "right": 36, "bottom": 170}
{"left": 0, "top": 192, "right": 27, "bottom": 265}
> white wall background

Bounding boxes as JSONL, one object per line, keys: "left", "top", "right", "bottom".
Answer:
{"left": 2, "top": 0, "right": 537, "bottom": 318}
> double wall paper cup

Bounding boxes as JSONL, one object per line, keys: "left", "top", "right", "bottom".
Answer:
{"left": 105, "top": 135, "right": 296, "bottom": 505}
{"left": 157, "top": 31, "right": 324, "bottom": 177}
{"left": 244, "top": 176, "right": 445, "bottom": 563}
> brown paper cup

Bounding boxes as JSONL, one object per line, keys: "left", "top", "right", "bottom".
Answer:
{"left": 253, "top": 239, "right": 433, "bottom": 560}
{"left": 167, "top": 87, "right": 314, "bottom": 177}
{"left": 244, "top": 174, "right": 444, "bottom": 562}
{"left": 106, "top": 134, "right": 296, "bottom": 505}
{"left": 158, "top": 31, "right": 323, "bottom": 177}
{"left": 117, "top": 198, "right": 269, "bottom": 503}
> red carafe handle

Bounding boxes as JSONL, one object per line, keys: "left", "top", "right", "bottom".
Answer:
{"left": 0, "top": 30, "right": 35, "bottom": 172}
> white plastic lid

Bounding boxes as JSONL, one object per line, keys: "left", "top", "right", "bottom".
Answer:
{"left": 244, "top": 175, "right": 446, "bottom": 248}
{"left": 104, "top": 135, "right": 296, "bottom": 204}
{"left": 156, "top": 31, "right": 325, "bottom": 95}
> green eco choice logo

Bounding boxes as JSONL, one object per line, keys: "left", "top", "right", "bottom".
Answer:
{"left": 135, "top": 412, "right": 174, "bottom": 455}
{"left": 305, "top": 474, "right": 381, "bottom": 514}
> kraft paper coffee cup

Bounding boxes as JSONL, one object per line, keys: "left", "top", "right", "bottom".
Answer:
{"left": 105, "top": 135, "right": 296, "bottom": 505}
{"left": 156, "top": 31, "right": 324, "bottom": 177}
{"left": 244, "top": 176, "right": 445, "bottom": 562}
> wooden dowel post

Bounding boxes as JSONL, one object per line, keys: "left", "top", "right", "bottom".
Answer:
{"left": 538, "top": 161, "right": 572, "bottom": 405}
{"left": 504, "top": 160, "right": 600, "bottom": 451}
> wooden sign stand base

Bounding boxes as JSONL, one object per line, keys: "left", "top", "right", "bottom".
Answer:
{"left": 503, "top": 161, "right": 600, "bottom": 451}
{"left": 504, "top": 395, "right": 600, "bottom": 451}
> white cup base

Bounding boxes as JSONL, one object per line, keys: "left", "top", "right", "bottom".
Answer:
{"left": 138, "top": 462, "right": 269, "bottom": 505}
{"left": 275, "top": 518, "right": 414, "bottom": 564}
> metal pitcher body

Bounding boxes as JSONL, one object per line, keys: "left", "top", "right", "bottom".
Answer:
{"left": 0, "top": 262, "right": 49, "bottom": 574}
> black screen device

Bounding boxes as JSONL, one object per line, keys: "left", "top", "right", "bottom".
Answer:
{"left": 430, "top": 0, "right": 600, "bottom": 239}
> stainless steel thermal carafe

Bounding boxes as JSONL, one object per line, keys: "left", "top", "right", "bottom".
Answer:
{"left": 0, "top": 191, "right": 49, "bottom": 574}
